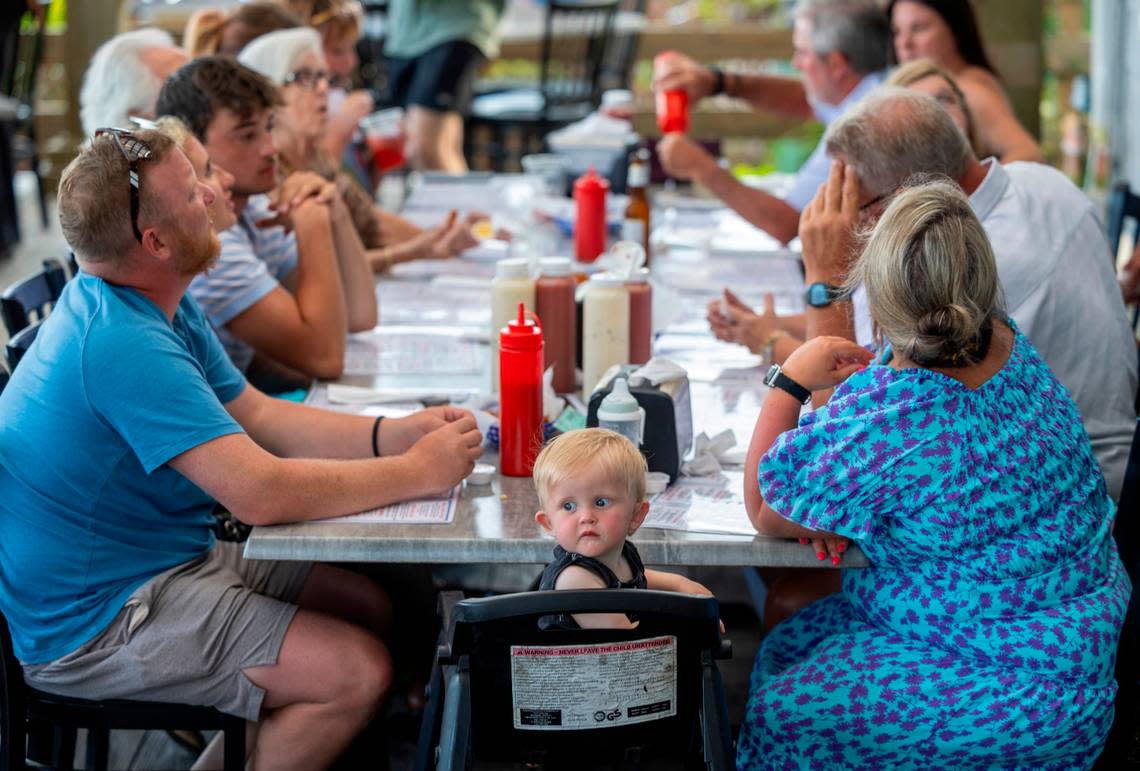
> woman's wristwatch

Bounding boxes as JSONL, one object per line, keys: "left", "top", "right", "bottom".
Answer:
{"left": 763, "top": 364, "right": 812, "bottom": 404}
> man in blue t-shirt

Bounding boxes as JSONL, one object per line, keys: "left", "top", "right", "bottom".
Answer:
{"left": 0, "top": 130, "right": 483, "bottom": 771}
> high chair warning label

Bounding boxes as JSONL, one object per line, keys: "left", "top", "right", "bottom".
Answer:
{"left": 510, "top": 636, "right": 677, "bottom": 730}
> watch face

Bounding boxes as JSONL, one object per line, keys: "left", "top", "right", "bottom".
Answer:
{"left": 763, "top": 363, "right": 781, "bottom": 387}
{"left": 806, "top": 283, "right": 830, "bottom": 308}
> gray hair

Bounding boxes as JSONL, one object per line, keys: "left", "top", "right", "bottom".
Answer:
{"left": 846, "top": 179, "right": 1004, "bottom": 367}
{"left": 79, "top": 28, "right": 177, "bottom": 136}
{"left": 238, "top": 27, "right": 323, "bottom": 86}
{"left": 794, "top": 0, "right": 890, "bottom": 75}
{"left": 825, "top": 86, "right": 973, "bottom": 199}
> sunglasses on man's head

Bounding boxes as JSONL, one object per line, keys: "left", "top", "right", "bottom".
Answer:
{"left": 95, "top": 127, "right": 155, "bottom": 243}
{"left": 284, "top": 67, "right": 345, "bottom": 90}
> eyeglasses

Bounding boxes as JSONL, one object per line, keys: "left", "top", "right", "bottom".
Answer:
{"left": 859, "top": 192, "right": 889, "bottom": 213}
{"left": 95, "top": 127, "right": 154, "bottom": 243}
{"left": 284, "top": 67, "right": 344, "bottom": 90}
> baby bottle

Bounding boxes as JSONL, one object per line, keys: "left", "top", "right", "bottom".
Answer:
{"left": 597, "top": 378, "right": 645, "bottom": 447}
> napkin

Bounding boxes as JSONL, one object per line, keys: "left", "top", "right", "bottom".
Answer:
{"left": 628, "top": 357, "right": 687, "bottom": 388}
{"left": 681, "top": 429, "right": 744, "bottom": 477}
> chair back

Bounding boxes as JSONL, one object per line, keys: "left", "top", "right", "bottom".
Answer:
{"left": 5, "top": 318, "right": 41, "bottom": 371}
{"left": 439, "top": 589, "right": 730, "bottom": 768}
{"left": 1107, "top": 182, "right": 1140, "bottom": 269}
{"left": 0, "top": 608, "right": 29, "bottom": 771}
{"left": 539, "top": 0, "right": 620, "bottom": 117}
{"left": 598, "top": 0, "right": 644, "bottom": 92}
{"left": 1, "top": 261, "right": 65, "bottom": 336}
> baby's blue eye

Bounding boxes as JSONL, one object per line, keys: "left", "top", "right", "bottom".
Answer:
{"left": 594, "top": 497, "right": 610, "bottom": 508}
{"left": 561, "top": 501, "right": 577, "bottom": 512}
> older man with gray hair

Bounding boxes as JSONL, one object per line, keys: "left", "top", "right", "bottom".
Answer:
{"left": 729, "top": 86, "right": 1137, "bottom": 499}
{"left": 79, "top": 28, "right": 188, "bottom": 135}
{"left": 653, "top": 0, "right": 890, "bottom": 243}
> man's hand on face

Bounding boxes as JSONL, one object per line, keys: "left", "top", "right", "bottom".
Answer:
{"left": 799, "top": 159, "right": 862, "bottom": 283}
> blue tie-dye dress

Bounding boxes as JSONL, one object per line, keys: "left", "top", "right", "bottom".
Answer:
{"left": 737, "top": 326, "right": 1131, "bottom": 770}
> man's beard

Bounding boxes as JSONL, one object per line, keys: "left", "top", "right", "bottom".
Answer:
{"left": 173, "top": 223, "right": 221, "bottom": 276}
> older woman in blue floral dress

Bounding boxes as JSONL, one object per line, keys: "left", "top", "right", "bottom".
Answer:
{"left": 738, "top": 180, "right": 1131, "bottom": 769}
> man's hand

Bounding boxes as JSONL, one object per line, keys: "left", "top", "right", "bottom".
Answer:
{"left": 657, "top": 134, "right": 716, "bottom": 182}
{"left": 258, "top": 172, "right": 338, "bottom": 231}
{"left": 708, "top": 290, "right": 781, "bottom": 353}
{"left": 799, "top": 160, "right": 862, "bottom": 282}
{"left": 780, "top": 335, "right": 872, "bottom": 392}
{"left": 651, "top": 51, "right": 716, "bottom": 102}
{"left": 381, "top": 405, "right": 474, "bottom": 455}
{"left": 404, "top": 415, "right": 484, "bottom": 494}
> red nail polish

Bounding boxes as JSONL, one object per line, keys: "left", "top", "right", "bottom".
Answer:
{"left": 817, "top": 550, "right": 826, "bottom": 561}
{"left": 799, "top": 538, "right": 808, "bottom": 545}
{"left": 837, "top": 542, "right": 847, "bottom": 553}
{"left": 831, "top": 555, "right": 840, "bottom": 565}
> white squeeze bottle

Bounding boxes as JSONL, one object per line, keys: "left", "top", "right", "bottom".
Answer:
{"left": 490, "top": 258, "right": 535, "bottom": 391}
{"left": 582, "top": 272, "right": 629, "bottom": 401}
{"left": 597, "top": 377, "right": 645, "bottom": 447}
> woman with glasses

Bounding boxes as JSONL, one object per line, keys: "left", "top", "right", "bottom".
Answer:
{"left": 281, "top": 0, "right": 378, "bottom": 163}
{"left": 239, "top": 28, "right": 487, "bottom": 273}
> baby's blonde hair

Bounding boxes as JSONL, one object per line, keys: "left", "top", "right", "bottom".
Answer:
{"left": 533, "top": 429, "right": 647, "bottom": 509}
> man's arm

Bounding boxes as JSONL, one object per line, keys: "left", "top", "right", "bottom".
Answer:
{"left": 227, "top": 199, "right": 348, "bottom": 380}
{"left": 169, "top": 423, "right": 480, "bottom": 526}
{"left": 653, "top": 51, "right": 814, "bottom": 121}
{"left": 223, "top": 383, "right": 475, "bottom": 461}
{"left": 657, "top": 134, "right": 801, "bottom": 244}
{"left": 328, "top": 195, "right": 379, "bottom": 331}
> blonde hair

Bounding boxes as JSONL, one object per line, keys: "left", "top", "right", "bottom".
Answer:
{"left": 846, "top": 179, "right": 1003, "bottom": 367}
{"left": 59, "top": 129, "right": 176, "bottom": 264}
{"left": 184, "top": 3, "right": 302, "bottom": 58}
{"left": 533, "top": 429, "right": 647, "bottom": 509}
{"left": 153, "top": 115, "right": 192, "bottom": 149}
{"left": 284, "top": 0, "right": 362, "bottom": 44}
{"left": 885, "top": 58, "right": 980, "bottom": 157}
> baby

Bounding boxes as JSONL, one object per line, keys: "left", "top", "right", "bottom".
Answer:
{"left": 533, "top": 428, "right": 715, "bottom": 629}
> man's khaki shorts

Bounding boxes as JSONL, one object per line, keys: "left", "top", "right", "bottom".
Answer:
{"left": 23, "top": 541, "right": 312, "bottom": 721}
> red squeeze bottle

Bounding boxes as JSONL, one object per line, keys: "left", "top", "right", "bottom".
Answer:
{"left": 499, "top": 302, "right": 544, "bottom": 477}
{"left": 654, "top": 52, "right": 689, "bottom": 134}
{"left": 574, "top": 167, "right": 609, "bottom": 263}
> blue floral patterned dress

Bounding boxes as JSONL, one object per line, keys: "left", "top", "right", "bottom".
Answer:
{"left": 737, "top": 325, "right": 1131, "bottom": 770}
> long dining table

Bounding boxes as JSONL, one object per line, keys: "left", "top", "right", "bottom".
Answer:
{"left": 242, "top": 174, "right": 867, "bottom": 569}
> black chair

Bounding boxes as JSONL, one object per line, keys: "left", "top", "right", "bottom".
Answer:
{"left": 0, "top": 609, "right": 246, "bottom": 771}
{"left": 4, "top": 317, "right": 40, "bottom": 371}
{"left": 598, "top": 0, "right": 645, "bottom": 93}
{"left": 0, "top": 1, "right": 49, "bottom": 231}
{"left": 0, "top": 259, "right": 66, "bottom": 336}
{"left": 1107, "top": 182, "right": 1140, "bottom": 269}
{"left": 417, "top": 589, "right": 733, "bottom": 770}
{"left": 0, "top": 363, "right": 8, "bottom": 395}
{"left": 1094, "top": 420, "right": 1140, "bottom": 768}
{"left": 468, "top": 0, "right": 619, "bottom": 170}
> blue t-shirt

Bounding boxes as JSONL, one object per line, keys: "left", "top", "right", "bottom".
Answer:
{"left": 0, "top": 274, "right": 247, "bottom": 663}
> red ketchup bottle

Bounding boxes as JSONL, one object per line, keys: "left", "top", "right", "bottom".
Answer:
{"left": 654, "top": 52, "right": 689, "bottom": 134}
{"left": 499, "top": 302, "right": 544, "bottom": 477}
{"left": 574, "top": 167, "right": 609, "bottom": 263}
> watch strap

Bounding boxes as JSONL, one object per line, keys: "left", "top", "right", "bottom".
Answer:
{"left": 766, "top": 365, "right": 811, "bottom": 404}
